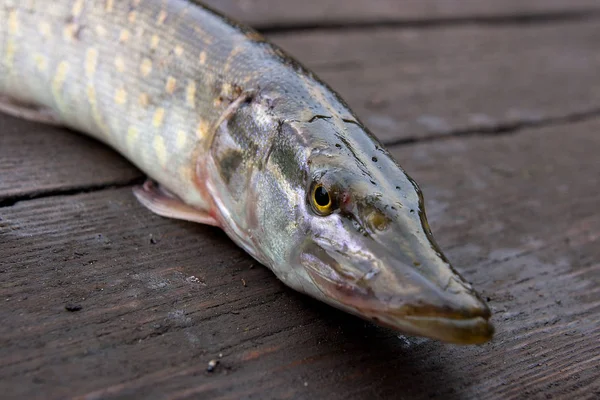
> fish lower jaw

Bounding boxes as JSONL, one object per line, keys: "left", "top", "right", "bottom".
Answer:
{"left": 371, "top": 313, "right": 494, "bottom": 345}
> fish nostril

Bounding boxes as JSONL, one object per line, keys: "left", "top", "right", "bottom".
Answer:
{"left": 368, "top": 211, "right": 390, "bottom": 231}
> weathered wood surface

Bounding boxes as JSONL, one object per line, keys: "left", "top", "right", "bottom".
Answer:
{"left": 1, "top": 1, "right": 600, "bottom": 399}
{"left": 0, "top": 118, "right": 141, "bottom": 201}
{"left": 271, "top": 20, "right": 600, "bottom": 143}
{"left": 203, "top": 0, "right": 600, "bottom": 28}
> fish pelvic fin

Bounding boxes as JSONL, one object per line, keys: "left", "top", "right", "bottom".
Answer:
{"left": 133, "top": 180, "right": 220, "bottom": 227}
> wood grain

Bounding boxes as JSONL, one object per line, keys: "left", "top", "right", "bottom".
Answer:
{"left": 203, "top": 0, "right": 600, "bottom": 28}
{"left": 0, "top": 115, "right": 142, "bottom": 200}
{"left": 270, "top": 20, "right": 600, "bottom": 143}
{"left": 1, "top": 119, "right": 598, "bottom": 399}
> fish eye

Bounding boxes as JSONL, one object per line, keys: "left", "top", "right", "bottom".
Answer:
{"left": 311, "top": 183, "right": 334, "bottom": 215}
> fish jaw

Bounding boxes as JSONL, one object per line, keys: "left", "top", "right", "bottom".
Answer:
{"left": 375, "top": 315, "right": 493, "bottom": 345}
{"left": 298, "top": 237, "right": 494, "bottom": 344}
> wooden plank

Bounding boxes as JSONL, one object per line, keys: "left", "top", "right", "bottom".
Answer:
{"left": 270, "top": 20, "right": 600, "bottom": 143}
{"left": 203, "top": 0, "right": 600, "bottom": 27}
{"left": 3, "top": 21, "right": 599, "bottom": 197}
{"left": 1, "top": 119, "right": 598, "bottom": 399}
{"left": 0, "top": 114, "right": 142, "bottom": 200}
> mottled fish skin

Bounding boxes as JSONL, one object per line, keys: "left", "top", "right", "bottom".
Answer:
{"left": 0, "top": 0, "right": 493, "bottom": 344}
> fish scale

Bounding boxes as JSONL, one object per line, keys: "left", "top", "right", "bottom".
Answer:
{"left": 0, "top": 0, "right": 494, "bottom": 344}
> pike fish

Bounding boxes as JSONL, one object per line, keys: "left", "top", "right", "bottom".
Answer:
{"left": 0, "top": 0, "right": 494, "bottom": 344}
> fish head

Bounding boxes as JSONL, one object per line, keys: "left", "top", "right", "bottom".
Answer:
{"left": 207, "top": 92, "right": 492, "bottom": 344}
{"left": 287, "top": 121, "right": 494, "bottom": 344}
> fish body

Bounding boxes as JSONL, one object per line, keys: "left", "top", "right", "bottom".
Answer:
{"left": 0, "top": 0, "right": 493, "bottom": 344}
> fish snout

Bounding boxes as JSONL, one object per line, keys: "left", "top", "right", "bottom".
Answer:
{"left": 301, "top": 240, "right": 494, "bottom": 344}
{"left": 366, "top": 252, "right": 495, "bottom": 344}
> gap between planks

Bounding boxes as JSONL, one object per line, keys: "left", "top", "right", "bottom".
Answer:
{"left": 0, "top": 177, "right": 144, "bottom": 208}
{"left": 382, "top": 106, "right": 600, "bottom": 147}
{"left": 257, "top": 9, "right": 600, "bottom": 34}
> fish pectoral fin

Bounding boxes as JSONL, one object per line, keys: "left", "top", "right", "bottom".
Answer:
{"left": 0, "top": 95, "right": 62, "bottom": 125}
{"left": 133, "top": 180, "right": 219, "bottom": 227}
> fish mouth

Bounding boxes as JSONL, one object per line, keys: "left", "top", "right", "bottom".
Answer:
{"left": 300, "top": 241, "right": 494, "bottom": 345}
{"left": 369, "top": 310, "right": 494, "bottom": 345}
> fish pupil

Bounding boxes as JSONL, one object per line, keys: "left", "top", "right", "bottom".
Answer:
{"left": 315, "top": 186, "right": 330, "bottom": 206}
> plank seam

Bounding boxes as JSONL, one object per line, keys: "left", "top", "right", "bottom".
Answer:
{"left": 0, "top": 176, "right": 144, "bottom": 208}
{"left": 259, "top": 9, "right": 600, "bottom": 34}
{"left": 383, "top": 107, "right": 600, "bottom": 148}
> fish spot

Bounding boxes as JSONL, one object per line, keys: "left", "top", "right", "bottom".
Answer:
{"left": 153, "top": 136, "right": 167, "bottom": 167}
{"left": 114, "top": 87, "right": 127, "bottom": 105}
{"left": 165, "top": 76, "right": 177, "bottom": 94}
{"left": 224, "top": 47, "right": 243, "bottom": 73}
{"left": 138, "top": 93, "right": 150, "bottom": 108}
{"left": 85, "top": 48, "right": 99, "bottom": 79}
{"left": 178, "top": 165, "right": 191, "bottom": 180}
{"left": 4, "top": 40, "right": 16, "bottom": 69}
{"left": 199, "top": 51, "right": 207, "bottom": 65}
{"left": 86, "top": 84, "right": 96, "bottom": 103}
{"left": 140, "top": 58, "right": 152, "bottom": 77}
{"left": 114, "top": 56, "right": 125, "bottom": 73}
{"left": 176, "top": 130, "right": 187, "bottom": 150}
{"left": 372, "top": 156, "right": 378, "bottom": 162}
{"left": 33, "top": 54, "right": 48, "bottom": 72}
{"left": 126, "top": 126, "right": 139, "bottom": 150}
{"left": 128, "top": 11, "right": 137, "bottom": 24}
{"left": 39, "top": 21, "right": 52, "bottom": 37}
{"left": 157, "top": 10, "right": 167, "bottom": 25}
{"left": 193, "top": 26, "right": 214, "bottom": 45}
{"left": 119, "top": 29, "right": 130, "bottom": 43}
{"left": 196, "top": 119, "right": 209, "bottom": 140}
{"left": 221, "top": 83, "right": 233, "bottom": 98}
{"left": 186, "top": 80, "right": 196, "bottom": 108}
{"left": 174, "top": 45, "right": 184, "bottom": 57}
{"left": 150, "top": 34, "right": 160, "bottom": 50}
{"left": 51, "top": 61, "right": 70, "bottom": 109}
{"left": 63, "top": 23, "right": 80, "bottom": 41}
{"left": 72, "top": 0, "right": 85, "bottom": 17}
{"left": 95, "top": 24, "right": 107, "bottom": 37}
{"left": 86, "top": 84, "right": 109, "bottom": 135}
{"left": 53, "top": 61, "right": 69, "bottom": 88}
{"left": 153, "top": 108, "right": 165, "bottom": 128}
{"left": 8, "top": 9, "right": 19, "bottom": 35}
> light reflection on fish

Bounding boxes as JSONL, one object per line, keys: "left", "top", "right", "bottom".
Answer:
{"left": 0, "top": 0, "right": 493, "bottom": 344}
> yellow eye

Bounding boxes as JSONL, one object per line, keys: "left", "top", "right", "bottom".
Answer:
{"left": 312, "top": 184, "right": 333, "bottom": 215}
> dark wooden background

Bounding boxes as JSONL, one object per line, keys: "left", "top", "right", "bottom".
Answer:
{"left": 1, "top": 1, "right": 599, "bottom": 399}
